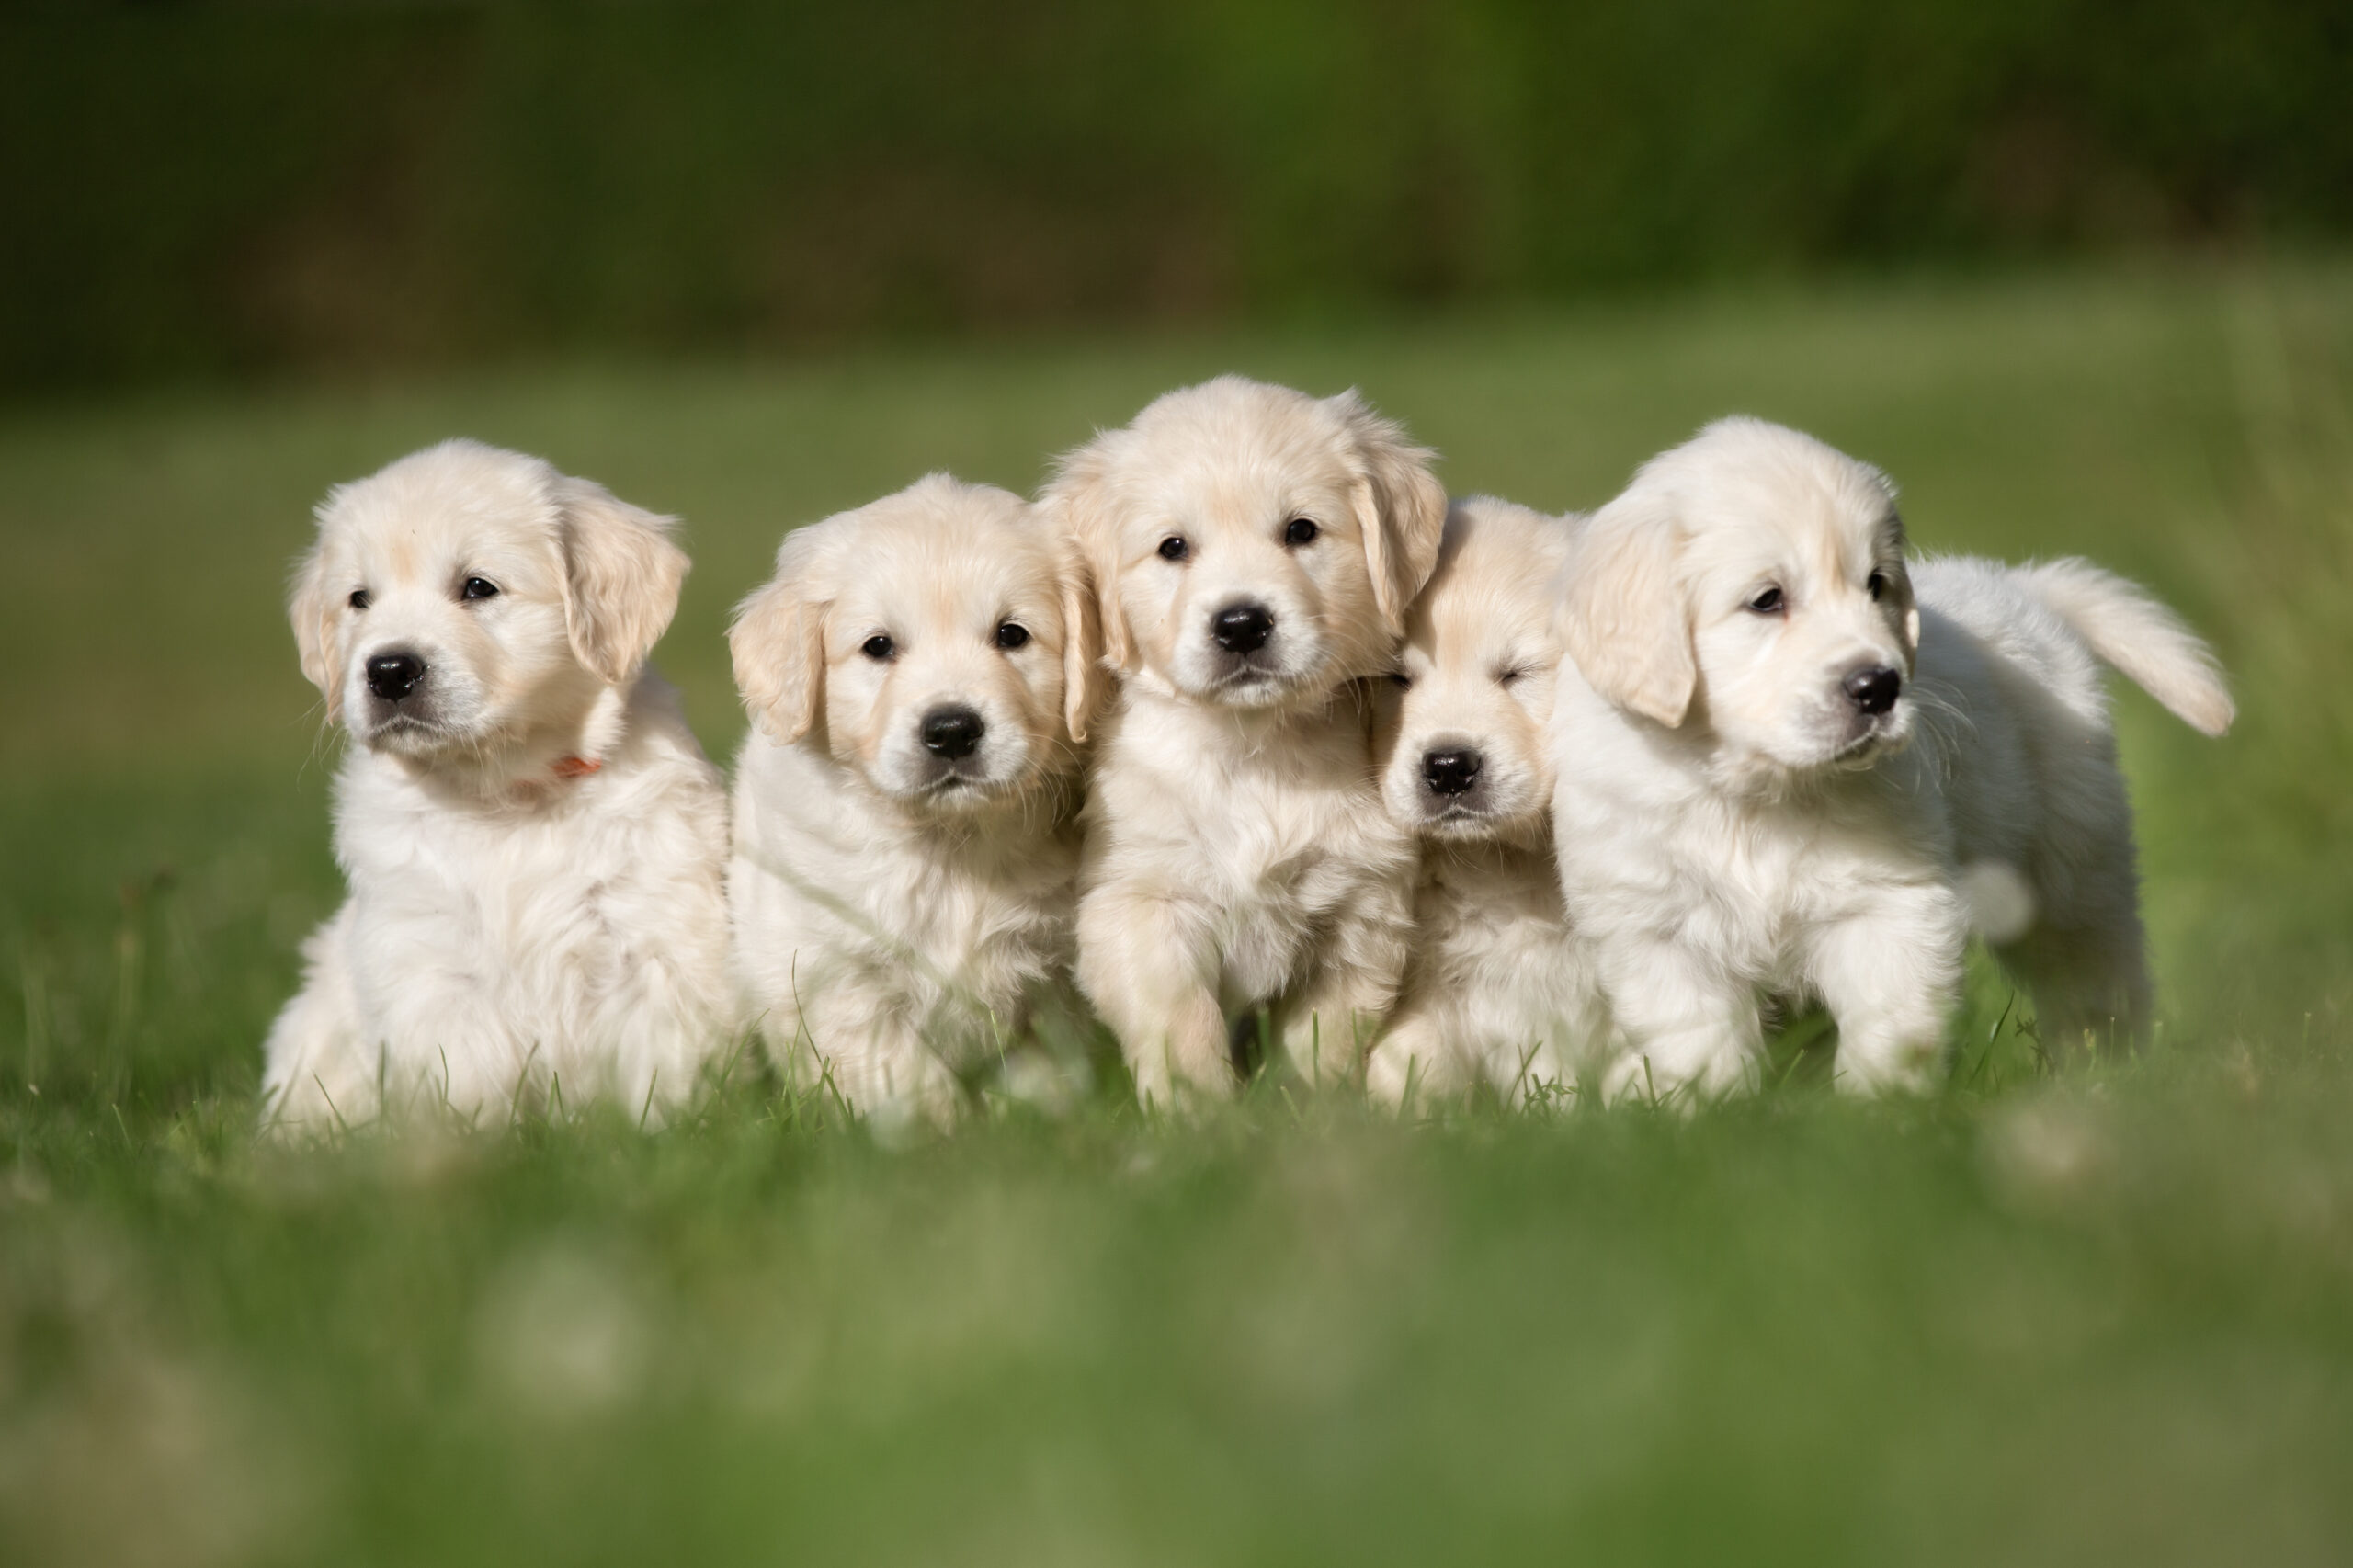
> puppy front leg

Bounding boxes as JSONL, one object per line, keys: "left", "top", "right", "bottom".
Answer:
{"left": 259, "top": 907, "right": 380, "bottom": 1136}
{"left": 1809, "top": 888, "right": 1967, "bottom": 1095}
{"left": 1076, "top": 887, "right": 1229, "bottom": 1108}
{"left": 601, "top": 957, "right": 733, "bottom": 1127}
{"left": 1595, "top": 937, "right": 1763, "bottom": 1106}
{"left": 1366, "top": 1003, "right": 1464, "bottom": 1109}
{"left": 790, "top": 975, "right": 964, "bottom": 1125}
{"left": 1280, "top": 898, "right": 1412, "bottom": 1092}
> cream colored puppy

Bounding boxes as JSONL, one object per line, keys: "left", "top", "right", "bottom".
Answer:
{"left": 727, "top": 474, "right": 1101, "bottom": 1120}
{"left": 262, "top": 439, "right": 733, "bottom": 1132}
{"left": 1050, "top": 376, "right": 1447, "bottom": 1105}
{"left": 1367, "top": 497, "right": 1607, "bottom": 1106}
{"left": 1552, "top": 417, "right": 2234, "bottom": 1101}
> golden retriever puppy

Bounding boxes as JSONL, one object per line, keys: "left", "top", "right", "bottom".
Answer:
{"left": 727, "top": 474, "right": 1102, "bottom": 1120}
{"left": 1367, "top": 497, "right": 1608, "bottom": 1106}
{"left": 1049, "top": 376, "right": 1447, "bottom": 1105}
{"left": 261, "top": 439, "right": 733, "bottom": 1132}
{"left": 1552, "top": 417, "right": 2234, "bottom": 1100}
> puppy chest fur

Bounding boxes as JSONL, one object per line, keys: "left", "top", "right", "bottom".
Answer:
{"left": 1080, "top": 687, "right": 1415, "bottom": 1017}
{"left": 270, "top": 675, "right": 733, "bottom": 1125}
{"left": 1372, "top": 839, "right": 1602, "bottom": 1104}
{"left": 730, "top": 733, "right": 1079, "bottom": 1082}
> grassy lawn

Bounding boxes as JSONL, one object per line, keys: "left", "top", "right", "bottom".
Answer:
{"left": 5, "top": 263, "right": 2352, "bottom": 1565}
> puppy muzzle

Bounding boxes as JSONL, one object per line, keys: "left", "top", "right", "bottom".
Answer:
{"left": 1398, "top": 736, "right": 1538, "bottom": 838}
{"left": 1193, "top": 597, "right": 1315, "bottom": 705}
{"left": 354, "top": 644, "right": 456, "bottom": 746}
{"left": 895, "top": 700, "right": 1026, "bottom": 805}
{"left": 1824, "top": 665, "right": 1915, "bottom": 764}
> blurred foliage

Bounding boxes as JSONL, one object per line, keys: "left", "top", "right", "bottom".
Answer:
{"left": 4, "top": 0, "right": 2350, "bottom": 391}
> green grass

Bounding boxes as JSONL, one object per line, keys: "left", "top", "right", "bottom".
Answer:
{"left": 5, "top": 262, "right": 2353, "bottom": 1565}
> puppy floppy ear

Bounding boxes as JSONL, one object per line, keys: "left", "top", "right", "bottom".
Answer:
{"left": 1559, "top": 488, "right": 1696, "bottom": 727}
{"left": 1057, "top": 539, "right": 1112, "bottom": 744}
{"left": 1041, "top": 438, "right": 1136, "bottom": 676}
{"left": 553, "top": 475, "right": 688, "bottom": 686}
{"left": 1882, "top": 512, "right": 1922, "bottom": 666}
{"left": 729, "top": 526, "right": 832, "bottom": 744}
{"left": 1332, "top": 390, "right": 1448, "bottom": 639}
{"left": 288, "top": 532, "right": 344, "bottom": 723}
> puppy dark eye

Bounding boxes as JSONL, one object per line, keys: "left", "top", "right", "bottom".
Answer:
{"left": 460, "top": 576, "right": 500, "bottom": 601}
{"left": 1284, "top": 517, "right": 1319, "bottom": 547}
{"left": 995, "top": 622, "right": 1030, "bottom": 650}
{"left": 861, "top": 634, "right": 895, "bottom": 661}
{"left": 1867, "top": 571, "right": 1890, "bottom": 601}
{"left": 1387, "top": 671, "right": 1412, "bottom": 689}
{"left": 1158, "top": 536, "right": 1188, "bottom": 562}
{"left": 1497, "top": 666, "right": 1526, "bottom": 687}
{"left": 348, "top": 589, "right": 371, "bottom": 610}
{"left": 1747, "top": 585, "right": 1786, "bottom": 615}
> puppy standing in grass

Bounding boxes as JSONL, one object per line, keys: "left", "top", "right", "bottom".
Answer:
{"left": 1050, "top": 377, "right": 1448, "bottom": 1105}
{"left": 262, "top": 440, "right": 733, "bottom": 1131}
{"left": 1551, "top": 417, "right": 2234, "bottom": 1101}
{"left": 727, "top": 475, "right": 1102, "bottom": 1120}
{"left": 1368, "top": 497, "right": 1608, "bottom": 1107}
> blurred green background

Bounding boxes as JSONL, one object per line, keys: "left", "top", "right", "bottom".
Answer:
{"left": 7, "top": 6, "right": 2353, "bottom": 1567}
{"left": 6, "top": 0, "right": 2351, "bottom": 392}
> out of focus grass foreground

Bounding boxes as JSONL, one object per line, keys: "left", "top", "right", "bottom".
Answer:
{"left": 4, "top": 264, "right": 2353, "bottom": 1564}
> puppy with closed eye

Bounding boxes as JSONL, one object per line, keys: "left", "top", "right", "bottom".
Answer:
{"left": 1368, "top": 497, "right": 1608, "bottom": 1106}
{"left": 1049, "top": 376, "right": 1448, "bottom": 1106}
{"left": 727, "top": 474, "right": 1103, "bottom": 1120}
{"left": 262, "top": 439, "right": 734, "bottom": 1132}
{"left": 1552, "top": 416, "right": 2234, "bottom": 1101}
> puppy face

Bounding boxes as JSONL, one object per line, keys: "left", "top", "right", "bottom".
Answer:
{"left": 1561, "top": 418, "right": 1921, "bottom": 777}
{"left": 1047, "top": 376, "right": 1447, "bottom": 711}
{"left": 289, "top": 439, "right": 686, "bottom": 760}
{"left": 730, "top": 475, "right": 1100, "bottom": 815}
{"left": 1376, "top": 499, "right": 1574, "bottom": 842}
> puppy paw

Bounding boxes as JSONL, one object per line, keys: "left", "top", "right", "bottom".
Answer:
{"left": 1832, "top": 1037, "right": 1944, "bottom": 1096}
{"left": 1600, "top": 1042, "right": 1759, "bottom": 1110}
{"left": 1125, "top": 1047, "right": 1238, "bottom": 1115}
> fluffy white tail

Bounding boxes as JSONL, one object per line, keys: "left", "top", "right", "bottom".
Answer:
{"left": 2021, "top": 558, "right": 2235, "bottom": 736}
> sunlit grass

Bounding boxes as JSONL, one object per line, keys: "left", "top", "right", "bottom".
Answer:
{"left": 3, "top": 262, "right": 2351, "bottom": 1565}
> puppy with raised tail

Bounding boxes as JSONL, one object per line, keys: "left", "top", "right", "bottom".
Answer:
{"left": 1049, "top": 376, "right": 1448, "bottom": 1106}
{"left": 1552, "top": 417, "right": 2234, "bottom": 1101}
{"left": 1368, "top": 497, "right": 1608, "bottom": 1107}
{"left": 262, "top": 439, "right": 733, "bottom": 1132}
{"left": 727, "top": 475, "right": 1102, "bottom": 1120}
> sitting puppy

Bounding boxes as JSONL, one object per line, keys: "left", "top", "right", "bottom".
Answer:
{"left": 727, "top": 475, "right": 1102, "bottom": 1120}
{"left": 1551, "top": 417, "right": 2234, "bottom": 1100}
{"left": 1368, "top": 497, "right": 1607, "bottom": 1107}
{"left": 1048, "top": 376, "right": 1448, "bottom": 1106}
{"left": 262, "top": 439, "right": 733, "bottom": 1131}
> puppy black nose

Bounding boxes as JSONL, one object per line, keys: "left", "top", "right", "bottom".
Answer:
{"left": 366, "top": 651, "right": 426, "bottom": 702}
{"left": 921, "top": 704, "right": 985, "bottom": 759}
{"left": 1211, "top": 601, "right": 1275, "bottom": 653}
{"left": 1423, "top": 748, "right": 1483, "bottom": 796}
{"left": 1843, "top": 665, "right": 1902, "bottom": 716}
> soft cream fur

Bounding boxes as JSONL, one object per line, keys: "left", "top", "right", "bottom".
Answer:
{"left": 1551, "top": 417, "right": 2234, "bottom": 1100}
{"left": 1367, "top": 497, "right": 1608, "bottom": 1106}
{"left": 1049, "top": 376, "right": 1448, "bottom": 1106}
{"left": 262, "top": 439, "right": 733, "bottom": 1132}
{"left": 727, "top": 475, "right": 1099, "bottom": 1120}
